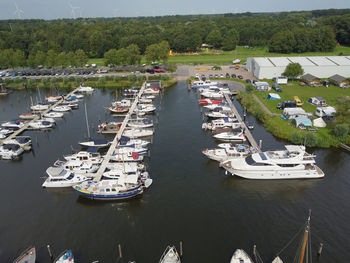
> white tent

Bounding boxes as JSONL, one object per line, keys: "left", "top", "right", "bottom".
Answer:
{"left": 313, "top": 117, "right": 326, "bottom": 128}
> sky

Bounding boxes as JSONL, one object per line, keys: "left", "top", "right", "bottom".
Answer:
{"left": 1, "top": 0, "right": 350, "bottom": 20}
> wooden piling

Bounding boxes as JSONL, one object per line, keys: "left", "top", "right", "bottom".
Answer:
{"left": 47, "top": 244, "right": 53, "bottom": 259}
{"left": 118, "top": 244, "right": 122, "bottom": 258}
{"left": 179, "top": 241, "right": 183, "bottom": 257}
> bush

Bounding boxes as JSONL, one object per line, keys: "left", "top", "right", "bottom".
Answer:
{"left": 246, "top": 84, "right": 254, "bottom": 93}
{"left": 304, "top": 132, "right": 318, "bottom": 147}
{"left": 334, "top": 124, "right": 349, "bottom": 138}
{"left": 63, "top": 78, "right": 69, "bottom": 84}
{"left": 41, "top": 78, "right": 49, "bottom": 85}
{"left": 128, "top": 75, "right": 137, "bottom": 82}
{"left": 137, "top": 75, "right": 145, "bottom": 81}
{"left": 290, "top": 131, "right": 304, "bottom": 144}
{"left": 113, "top": 75, "right": 120, "bottom": 82}
{"left": 161, "top": 74, "right": 169, "bottom": 81}
{"left": 98, "top": 77, "right": 106, "bottom": 84}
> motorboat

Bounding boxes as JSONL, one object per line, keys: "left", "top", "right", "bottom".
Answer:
{"left": 0, "top": 128, "right": 13, "bottom": 138}
{"left": 159, "top": 246, "right": 181, "bottom": 263}
{"left": 103, "top": 170, "right": 153, "bottom": 188}
{"left": 141, "top": 95, "right": 156, "bottom": 100}
{"left": 112, "top": 146, "right": 148, "bottom": 155}
{"left": 0, "top": 143, "right": 24, "bottom": 160}
{"left": 52, "top": 105, "right": 71, "bottom": 112}
{"left": 55, "top": 160, "right": 99, "bottom": 174}
{"left": 28, "top": 120, "right": 53, "bottom": 130}
{"left": 191, "top": 79, "right": 218, "bottom": 88}
{"left": 199, "top": 99, "right": 224, "bottom": 105}
{"left": 220, "top": 145, "right": 325, "bottom": 179}
{"left": 4, "top": 136, "right": 32, "bottom": 150}
{"left": 44, "top": 112, "right": 64, "bottom": 118}
{"left": 79, "top": 138, "right": 110, "bottom": 148}
{"left": 127, "top": 119, "right": 153, "bottom": 128}
{"left": 139, "top": 98, "right": 152, "bottom": 103}
{"left": 45, "top": 95, "right": 61, "bottom": 103}
{"left": 246, "top": 122, "right": 254, "bottom": 129}
{"left": 70, "top": 94, "right": 84, "bottom": 99}
{"left": 123, "top": 129, "right": 153, "bottom": 138}
{"left": 30, "top": 103, "right": 49, "bottom": 111}
{"left": 206, "top": 111, "right": 232, "bottom": 119}
{"left": 106, "top": 162, "right": 145, "bottom": 172}
{"left": 53, "top": 249, "right": 74, "bottom": 263}
{"left": 202, "top": 145, "right": 252, "bottom": 162}
{"left": 97, "top": 122, "right": 122, "bottom": 134}
{"left": 42, "top": 167, "right": 88, "bottom": 188}
{"left": 1, "top": 119, "right": 26, "bottom": 130}
{"left": 112, "top": 99, "right": 132, "bottom": 107}
{"left": 63, "top": 148, "right": 103, "bottom": 164}
{"left": 200, "top": 91, "right": 224, "bottom": 99}
{"left": 213, "top": 130, "right": 246, "bottom": 142}
{"left": 135, "top": 104, "right": 156, "bottom": 113}
{"left": 203, "top": 103, "right": 229, "bottom": 110}
{"left": 19, "top": 113, "right": 38, "bottom": 120}
{"left": 73, "top": 179, "right": 144, "bottom": 200}
{"left": 77, "top": 85, "right": 94, "bottom": 93}
{"left": 13, "top": 247, "right": 36, "bottom": 263}
{"left": 108, "top": 106, "right": 130, "bottom": 114}
{"left": 144, "top": 87, "right": 160, "bottom": 95}
{"left": 110, "top": 151, "right": 144, "bottom": 162}
{"left": 202, "top": 118, "right": 240, "bottom": 131}
{"left": 230, "top": 249, "right": 253, "bottom": 263}
{"left": 118, "top": 136, "right": 150, "bottom": 148}
{"left": 123, "top": 89, "right": 139, "bottom": 97}
{"left": 65, "top": 103, "right": 79, "bottom": 109}
{"left": 199, "top": 87, "right": 231, "bottom": 95}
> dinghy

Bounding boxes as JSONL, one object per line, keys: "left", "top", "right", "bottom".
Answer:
{"left": 54, "top": 249, "right": 74, "bottom": 263}
{"left": 159, "top": 246, "right": 181, "bottom": 263}
{"left": 230, "top": 249, "right": 253, "bottom": 263}
{"left": 13, "top": 247, "right": 36, "bottom": 263}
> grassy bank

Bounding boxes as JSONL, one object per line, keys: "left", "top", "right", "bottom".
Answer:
{"left": 88, "top": 45, "right": 350, "bottom": 66}
{"left": 237, "top": 90, "right": 350, "bottom": 148}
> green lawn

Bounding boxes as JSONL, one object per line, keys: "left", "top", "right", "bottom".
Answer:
{"left": 89, "top": 46, "right": 350, "bottom": 66}
{"left": 253, "top": 82, "right": 350, "bottom": 114}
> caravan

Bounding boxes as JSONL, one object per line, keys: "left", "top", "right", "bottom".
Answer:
{"left": 315, "top": 106, "right": 336, "bottom": 118}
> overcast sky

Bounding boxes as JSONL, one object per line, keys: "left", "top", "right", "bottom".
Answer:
{"left": 1, "top": 0, "right": 350, "bottom": 20}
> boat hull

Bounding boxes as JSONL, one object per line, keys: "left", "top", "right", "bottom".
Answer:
{"left": 74, "top": 186, "right": 143, "bottom": 200}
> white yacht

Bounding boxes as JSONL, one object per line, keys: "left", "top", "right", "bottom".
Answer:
{"left": 55, "top": 160, "right": 99, "bottom": 175}
{"left": 135, "top": 104, "right": 156, "bottom": 113}
{"left": 118, "top": 137, "right": 150, "bottom": 148}
{"left": 2, "top": 120, "right": 26, "bottom": 130}
{"left": 63, "top": 149, "right": 103, "bottom": 164}
{"left": 106, "top": 162, "right": 145, "bottom": 172}
{"left": 230, "top": 249, "right": 253, "bottom": 263}
{"left": 42, "top": 167, "right": 88, "bottom": 188}
{"left": 204, "top": 104, "right": 230, "bottom": 111}
{"left": 28, "top": 120, "right": 53, "bottom": 130}
{"left": 202, "top": 118, "right": 240, "bottom": 131}
{"left": 201, "top": 91, "right": 224, "bottom": 99}
{"left": 144, "top": 87, "right": 160, "bottom": 95}
{"left": 127, "top": 119, "right": 153, "bottom": 128}
{"left": 110, "top": 151, "right": 144, "bottom": 162}
{"left": 76, "top": 85, "right": 94, "bottom": 93}
{"left": 213, "top": 130, "right": 246, "bottom": 142}
{"left": 0, "top": 143, "right": 24, "bottom": 159}
{"left": 0, "top": 128, "right": 13, "bottom": 138}
{"left": 202, "top": 145, "right": 251, "bottom": 162}
{"left": 123, "top": 129, "right": 153, "bottom": 138}
{"left": 191, "top": 79, "right": 218, "bottom": 88}
{"left": 44, "top": 112, "right": 64, "bottom": 118}
{"left": 159, "top": 246, "right": 181, "bottom": 263}
{"left": 112, "top": 99, "right": 132, "bottom": 107}
{"left": 79, "top": 139, "right": 110, "bottom": 148}
{"left": 52, "top": 105, "right": 71, "bottom": 112}
{"left": 206, "top": 111, "right": 232, "bottom": 119}
{"left": 30, "top": 104, "right": 49, "bottom": 111}
{"left": 220, "top": 145, "right": 325, "bottom": 180}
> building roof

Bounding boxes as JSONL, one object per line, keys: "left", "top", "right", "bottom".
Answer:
{"left": 302, "top": 74, "right": 319, "bottom": 82}
{"left": 329, "top": 74, "right": 347, "bottom": 83}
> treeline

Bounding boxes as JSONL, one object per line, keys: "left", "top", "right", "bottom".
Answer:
{"left": 0, "top": 9, "right": 349, "bottom": 66}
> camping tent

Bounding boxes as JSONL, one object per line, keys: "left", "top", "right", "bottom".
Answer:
{"left": 308, "top": 97, "right": 326, "bottom": 106}
{"left": 283, "top": 108, "right": 307, "bottom": 120}
{"left": 294, "top": 116, "right": 312, "bottom": 128}
{"left": 268, "top": 93, "right": 281, "bottom": 100}
{"left": 313, "top": 117, "right": 326, "bottom": 128}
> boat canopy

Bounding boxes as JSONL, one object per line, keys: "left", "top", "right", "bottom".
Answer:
{"left": 87, "top": 147, "right": 99, "bottom": 153}
{"left": 15, "top": 137, "right": 31, "bottom": 143}
{"left": 90, "top": 138, "right": 108, "bottom": 144}
{"left": 3, "top": 143, "right": 20, "bottom": 150}
{"left": 46, "top": 167, "right": 68, "bottom": 177}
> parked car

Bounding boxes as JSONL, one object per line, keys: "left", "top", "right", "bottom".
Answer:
{"left": 272, "top": 83, "right": 282, "bottom": 92}
{"left": 209, "top": 74, "right": 213, "bottom": 79}
{"left": 277, "top": 101, "right": 297, "bottom": 109}
{"left": 220, "top": 74, "right": 224, "bottom": 78}
{"left": 246, "top": 79, "right": 251, "bottom": 83}
{"left": 238, "top": 75, "right": 243, "bottom": 79}
{"left": 231, "top": 74, "right": 236, "bottom": 78}
{"left": 201, "top": 74, "right": 206, "bottom": 81}
{"left": 214, "top": 74, "right": 219, "bottom": 78}
{"left": 225, "top": 73, "right": 230, "bottom": 78}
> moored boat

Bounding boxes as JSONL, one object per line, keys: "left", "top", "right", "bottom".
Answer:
{"left": 202, "top": 145, "right": 251, "bottom": 162}
{"left": 19, "top": 113, "right": 38, "bottom": 120}
{"left": 213, "top": 130, "right": 246, "bottom": 142}
{"left": 79, "top": 138, "right": 110, "bottom": 148}
{"left": 13, "top": 247, "right": 36, "bottom": 263}
{"left": 52, "top": 106, "right": 71, "bottom": 112}
{"left": 42, "top": 167, "right": 88, "bottom": 188}
{"left": 159, "top": 246, "right": 181, "bottom": 263}
{"left": 122, "top": 129, "right": 153, "bottom": 138}
{"left": 54, "top": 249, "right": 74, "bottom": 263}
{"left": 0, "top": 143, "right": 24, "bottom": 159}
{"left": 230, "top": 249, "right": 253, "bottom": 263}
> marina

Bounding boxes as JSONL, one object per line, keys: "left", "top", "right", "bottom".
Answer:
{"left": 0, "top": 82, "right": 349, "bottom": 262}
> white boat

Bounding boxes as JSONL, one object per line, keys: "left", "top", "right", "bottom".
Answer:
{"left": 199, "top": 87, "right": 231, "bottom": 95}
{"left": 97, "top": 122, "right": 122, "bottom": 134}
{"left": 45, "top": 95, "right": 61, "bottom": 103}
{"left": 103, "top": 170, "right": 153, "bottom": 188}
{"left": 206, "top": 111, "right": 232, "bottom": 119}
{"left": 139, "top": 98, "right": 152, "bottom": 103}
{"left": 123, "top": 129, "right": 153, "bottom": 138}
{"left": 1, "top": 120, "right": 26, "bottom": 130}
{"left": 52, "top": 105, "right": 71, "bottom": 112}
{"left": 77, "top": 86, "right": 94, "bottom": 93}
{"left": 13, "top": 247, "right": 36, "bottom": 263}
{"left": 230, "top": 249, "right": 253, "bottom": 263}
{"left": 203, "top": 103, "right": 229, "bottom": 110}
{"left": 220, "top": 145, "right": 325, "bottom": 180}
{"left": 0, "top": 128, "right": 13, "bottom": 138}
{"left": 19, "top": 113, "right": 38, "bottom": 120}
{"left": 63, "top": 149, "right": 103, "bottom": 164}
{"left": 112, "top": 146, "right": 148, "bottom": 155}
{"left": 44, "top": 112, "right": 64, "bottom": 118}
{"left": 213, "top": 130, "right": 246, "bottom": 142}
{"left": 108, "top": 106, "right": 130, "bottom": 114}
{"left": 54, "top": 250, "right": 74, "bottom": 263}
{"left": 144, "top": 87, "right": 160, "bottom": 95}
{"left": 28, "top": 120, "right": 53, "bottom": 130}
{"left": 200, "top": 91, "right": 224, "bottom": 99}
{"left": 79, "top": 139, "right": 111, "bottom": 148}
{"left": 118, "top": 136, "right": 150, "bottom": 148}
{"left": 4, "top": 136, "right": 32, "bottom": 149}
{"left": 30, "top": 104, "right": 49, "bottom": 111}
{"left": 0, "top": 143, "right": 24, "bottom": 159}
{"left": 159, "top": 246, "right": 181, "bottom": 263}
{"left": 55, "top": 160, "right": 99, "bottom": 174}
{"left": 42, "top": 167, "right": 88, "bottom": 188}
{"left": 110, "top": 151, "right": 144, "bottom": 162}
{"left": 191, "top": 80, "right": 218, "bottom": 88}
{"left": 141, "top": 95, "right": 155, "bottom": 100}
{"left": 106, "top": 162, "right": 145, "bottom": 172}
{"left": 71, "top": 93, "right": 84, "bottom": 99}
{"left": 202, "top": 145, "right": 251, "bottom": 162}
{"left": 112, "top": 99, "right": 132, "bottom": 107}
{"left": 128, "top": 119, "right": 153, "bottom": 128}
{"left": 135, "top": 104, "right": 156, "bottom": 113}
{"left": 202, "top": 118, "right": 240, "bottom": 131}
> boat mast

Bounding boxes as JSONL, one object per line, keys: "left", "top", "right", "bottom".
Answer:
{"left": 299, "top": 210, "right": 311, "bottom": 263}
{"left": 84, "top": 102, "right": 91, "bottom": 138}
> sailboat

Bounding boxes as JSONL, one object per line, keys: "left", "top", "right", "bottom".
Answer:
{"left": 13, "top": 247, "right": 36, "bottom": 263}
{"left": 159, "top": 246, "right": 181, "bottom": 263}
{"left": 230, "top": 249, "right": 253, "bottom": 263}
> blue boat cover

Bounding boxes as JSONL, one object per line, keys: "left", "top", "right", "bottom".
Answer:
{"left": 42, "top": 121, "right": 51, "bottom": 125}
{"left": 91, "top": 139, "right": 108, "bottom": 144}
{"left": 237, "top": 145, "right": 246, "bottom": 150}
{"left": 16, "top": 137, "right": 30, "bottom": 143}
{"left": 259, "top": 152, "right": 267, "bottom": 160}
{"left": 87, "top": 147, "right": 99, "bottom": 153}
{"left": 119, "top": 136, "right": 131, "bottom": 142}
{"left": 143, "top": 119, "right": 152, "bottom": 124}
{"left": 223, "top": 117, "right": 229, "bottom": 122}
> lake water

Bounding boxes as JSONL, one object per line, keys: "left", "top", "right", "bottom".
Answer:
{"left": 0, "top": 82, "right": 349, "bottom": 262}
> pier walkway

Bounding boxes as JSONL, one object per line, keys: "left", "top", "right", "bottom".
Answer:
{"left": 0, "top": 88, "right": 79, "bottom": 146}
{"left": 92, "top": 83, "right": 147, "bottom": 181}
{"left": 224, "top": 93, "right": 261, "bottom": 151}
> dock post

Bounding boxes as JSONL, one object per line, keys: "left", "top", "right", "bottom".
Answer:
{"left": 118, "top": 244, "right": 122, "bottom": 258}
{"left": 179, "top": 241, "right": 183, "bottom": 257}
{"left": 47, "top": 244, "right": 53, "bottom": 260}
{"left": 317, "top": 243, "right": 323, "bottom": 256}
{"left": 259, "top": 140, "right": 262, "bottom": 150}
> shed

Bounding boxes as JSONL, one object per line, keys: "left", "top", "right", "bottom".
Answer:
{"left": 308, "top": 97, "right": 326, "bottom": 106}
{"left": 301, "top": 74, "right": 321, "bottom": 86}
{"left": 313, "top": 117, "right": 326, "bottom": 128}
{"left": 255, "top": 81, "right": 270, "bottom": 91}
{"left": 329, "top": 74, "right": 350, "bottom": 88}
{"left": 268, "top": 93, "right": 281, "bottom": 100}
{"left": 294, "top": 116, "right": 312, "bottom": 128}
{"left": 283, "top": 108, "right": 307, "bottom": 120}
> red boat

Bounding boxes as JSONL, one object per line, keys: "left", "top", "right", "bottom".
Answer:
{"left": 199, "top": 99, "right": 224, "bottom": 105}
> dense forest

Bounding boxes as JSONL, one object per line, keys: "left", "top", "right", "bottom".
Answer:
{"left": 0, "top": 9, "right": 350, "bottom": 67}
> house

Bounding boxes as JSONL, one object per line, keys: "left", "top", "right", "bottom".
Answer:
{"left": 294, "top": 116, "right": 312, "bottom": 129}
{"left": 301, "top": 74, "right": 321, "bottom": 86}
{"left": 268, "top": 93, "right": 281, "bottom": 100}
{"left": 254, "top": 81, "right": 270, "bottom": 91}
{"left": 329, "top": 74, "right": 350, "bottom": 88}
{"left": 283, "top": 108, "right": 309, "bottom": 120}
{"left": 308, "top": 97, "right": 326, "bottom": 106}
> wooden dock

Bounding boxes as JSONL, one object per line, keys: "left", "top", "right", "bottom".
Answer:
{"left": 224, "top": 93, "right": 261, "bottom": 151}
{"left": 0, "top": 88, "right": 79, "bottom": 146}
{"left": 92, "top": 83, "right": 147, "bottom": 181}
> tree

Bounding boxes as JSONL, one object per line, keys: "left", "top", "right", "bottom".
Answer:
{"left": 334, "top": 124, "right": 349, "bottom": 138}
{"left": 290, "top": 131, "right": 304, "bottom": 144}
{"left": 104, "top": 49, "right": 118, "bottom": 66}
{"left": 75, "top": 49, "right": 88, "bottom": 66}
{"left": 246, "top": 84, "right": 254, "bottom": 93}
{"left": 269, "top": 31, "right": 296, "bottom": 53}
{"left": 222, "top": 29, "right": 239, "bottom": 51}
{"left": 206, "top": 29, "right": 222, "bottom": 48}
{"left": 46, "top": 49, "right": 58, "bottom": 66}
{"left": 27, "top": 54, "right": 36, "bottom": 67}
{"left": 57, "top": 52, "right": 68, "bottom": 67}
{"left": 158, "top": 41, "right": 170, "bottom": 63}
{"left": 34, "top": 51, "right": 47, "bottom": 66}
{"left": 66, "top": 51, "right": 77, "bottom": 66}
{"left": 282, "top": 63, "right": 304, "bottom": 79}
{"left": 126, "top": 44, "right": 141, "bottom": 65}
{"left": 335, "top": 97, "right": 350, "bottom": 123}
{"left": 115, "top": 48, "right": 129, "bottom": 65}
{"left": 145, "top": 43, "right": 160, "bottom": 63}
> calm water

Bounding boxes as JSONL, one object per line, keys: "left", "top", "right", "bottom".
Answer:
{"left": 0, "top": 82, "right": 349, "bottom": 262}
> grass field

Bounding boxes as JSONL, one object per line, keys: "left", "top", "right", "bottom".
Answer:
{"left": 88, "top": 45, "right": 350, "bottom": 66}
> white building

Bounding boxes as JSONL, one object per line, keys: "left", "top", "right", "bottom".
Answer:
{"left": 246, "top": 56, "right": 350, "bottom": 79}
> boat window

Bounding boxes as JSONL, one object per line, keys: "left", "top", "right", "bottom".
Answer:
{"left": 67, "top": 173, "right": 74, "bottom": 180}
{"left": 111, "top": 188, "right": 117, "bottom": 192}
{"left": 245, "top": 155, "right": 256, "bottom": 165}
{"left": 106, "top": 189, "right": 110, "bottom": 192}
